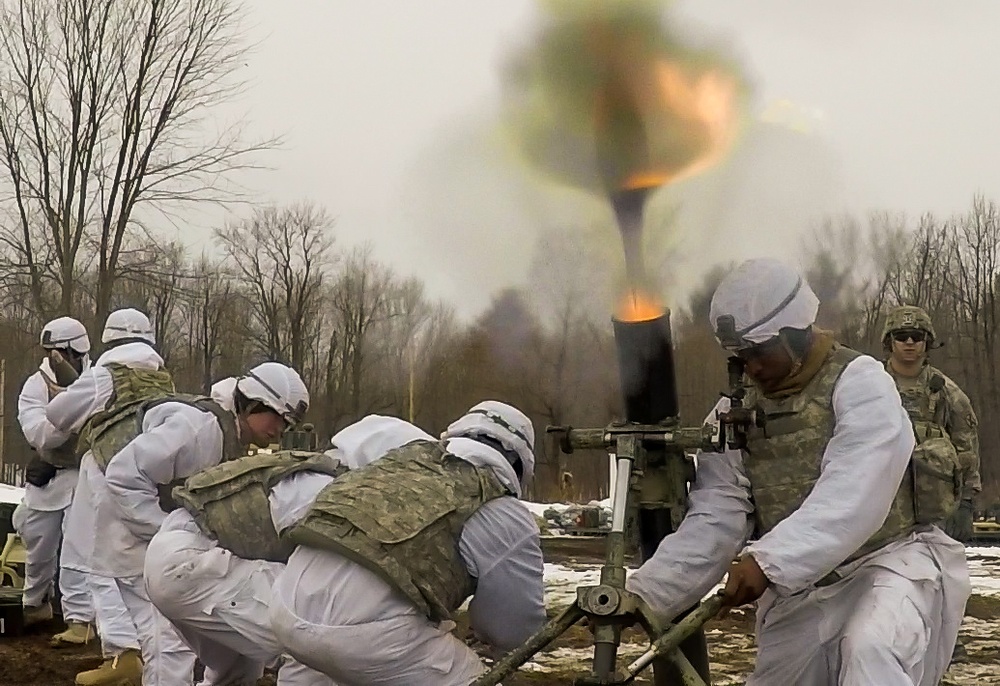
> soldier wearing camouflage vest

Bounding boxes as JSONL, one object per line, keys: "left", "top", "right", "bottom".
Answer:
{"left": 145, "top": 415, "right": 429, "bottom": 686}
{"left": 883, "top": 304, "right": 980, "bottom": 666}
{"left": 46, "top": 308, "right": 164, "bottom": 686}
{"left": 96, "top": 362, "right": 307, "bottom": 686}
{"left": 270, "top": 401, "right": 547, "bottom": 686}
{"left": 883, "top": 305, "right": 981, "bottom": 541}
{"left": 15, "top": 317, "right": 96, "bottom": 644}
{"left": 626, "top": 258, "right": 971, "bottom": 686}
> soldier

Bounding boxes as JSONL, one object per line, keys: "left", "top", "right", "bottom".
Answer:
{"left": 626, "top": 259, "right": 970, "bottom": 685}
{"left": 46, "top": 308, "right": 166, "bottom": 686}
{"left": 15, "top": 317, "right": 95, "bottom": 641}
{"left": 145, "top": 415, "right": 430, "bottom": 686}
{"left": 883, "top": 304, "right": 980, "bottom": 664}
{"left": 882, "top": 305, "right": 980, "bottom": 539}
{"left": 270, "top": 401, "right": 547, "bottom": 686}
{"left": 82, "top": 362, "right": 305, "bottom": 686}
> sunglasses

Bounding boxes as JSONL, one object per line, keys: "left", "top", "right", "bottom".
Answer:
{"left": 733, "top": 337, "right": 784, "bottom": 361}
{"left": 892, "top": 330, "right": 927, "bottom": 343}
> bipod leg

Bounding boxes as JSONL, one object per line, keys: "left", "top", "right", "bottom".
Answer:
{"left": 620, "top": 593, "right": 725, "bottom": 684}
{"left": 470, "top": 603, "right": 585, "bottom": 686}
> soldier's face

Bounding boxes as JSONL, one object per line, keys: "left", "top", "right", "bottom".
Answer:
{"left": 736, "top": 337, "right": 796, "bottom": 385}
{"left": 890, "top": 330, "right": 927, "bottom": 363}
{"left": 244, "top": 408, "right": 288, "bottom": 446}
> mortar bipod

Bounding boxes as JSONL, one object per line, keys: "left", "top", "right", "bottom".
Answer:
{"left": 470, "top": 425, "right": 720, "bottom": 686}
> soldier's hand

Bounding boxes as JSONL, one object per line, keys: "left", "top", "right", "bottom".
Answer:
{"left": 718, "top": 555, "right": 770, "bottom": 617}
{"left": 25, "top": 455, "right": 58, "bottom": 488}
{"left": 944, "top": 499, "right": 975, "bottom": 543}
{"left": 48, "top": 349, "right": 79, "bottom": 387}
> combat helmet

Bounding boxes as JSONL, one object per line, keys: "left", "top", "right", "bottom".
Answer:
{"left": 882, "top": 305, "right": 936, "bottom": 344}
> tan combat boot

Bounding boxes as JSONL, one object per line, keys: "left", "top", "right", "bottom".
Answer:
{"left": 75, "top": 649, "right": 143, "bottom": 686}
{"left": 23, "top": 602, "right": 54, "bottom": 627}
{"left": 51, "top": 620, "right": 95, "bottom": 647}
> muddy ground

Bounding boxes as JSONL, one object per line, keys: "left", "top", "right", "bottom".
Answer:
{"left": 0, "top": 537, "right": 997, "bottom": 685}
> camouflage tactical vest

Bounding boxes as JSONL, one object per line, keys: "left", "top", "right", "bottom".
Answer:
{"left": 39, "top": 376, "right": 85, "bottom": 469}
{"left": 81, "top": 364, "right": 176, "bottom": 471}
{"left": 172, "top": 450, "right": 348, "bottom": 562}
{"left": 892, "top": 365, "right": 962, "bottom": 524}
{"left": 745, "top": 345, "right": 916, "bottom": 563}
{"left": 896, "top": 366, "right": 948, "bottom": 442}
{"left": 286, "top": 440, "right": 510, "bottom": 622}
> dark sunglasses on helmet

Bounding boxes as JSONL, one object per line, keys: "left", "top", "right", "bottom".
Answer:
{"left": 892, "top": 330, "right": 927, "bottom": 343}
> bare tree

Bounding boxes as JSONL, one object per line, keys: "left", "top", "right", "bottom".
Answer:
{"left": 216, "top": 202, "right": 335, "bottom": 370}
{"left": 0, "top": 0, "right": 271, "bottom": 324}
{"left": 325, "top": 245, "right": 401, "bottom": 421}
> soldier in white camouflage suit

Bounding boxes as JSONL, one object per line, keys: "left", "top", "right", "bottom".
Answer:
{"left": 626, "top": 258, "right": 970, "bottom": 686}
{"left": 270, "top": 401, "right": 547, "bottom": 686}
{"left": 144, "top": 414, "right": 430, "bottom": 686}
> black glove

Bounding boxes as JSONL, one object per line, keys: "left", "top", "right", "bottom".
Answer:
{"left": 49, "top": 349, "right": 80, "bottom": 387}
{"left": 25, "top": 455, "right": 59, "bottom": 488}
{"left": 943, "top": 498, "right": 975, "bottom": 543}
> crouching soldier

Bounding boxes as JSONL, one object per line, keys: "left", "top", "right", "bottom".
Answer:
{"left": 86, "top": 361, "right": 307, "bottom": 685}
{"left": 270, "top": 401, "right": 547, "bottom": 686}
{"left": 145, "top": 416, "right": 430, "bottom": 685}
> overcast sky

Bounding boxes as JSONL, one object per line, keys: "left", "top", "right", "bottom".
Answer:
{"left": 184, "top": 1, "right": 1000, "bottom": 316}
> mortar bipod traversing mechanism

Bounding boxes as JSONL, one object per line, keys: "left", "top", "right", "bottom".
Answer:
{"left": 471, "top": 422, "right": 737, "bottom": 686}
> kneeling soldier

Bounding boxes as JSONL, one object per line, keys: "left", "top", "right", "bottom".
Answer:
{"left": 145, "top": 415, "right": 431, "bottom": 686}
{"left": 270, "top": 401, "right": 547, "bottom": 686}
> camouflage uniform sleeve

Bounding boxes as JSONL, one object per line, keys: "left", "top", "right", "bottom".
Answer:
{"left": 945, "top": 379, "right": 981, "bottom": 497}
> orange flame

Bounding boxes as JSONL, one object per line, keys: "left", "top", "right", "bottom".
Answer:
{"left": 617, "top": 61, "right": 740, "bottom": 191}
{"left": 621, "top": 171, "right": 671, "bottom": 190}
{"left": 651, "top": 62, "right": 740, "bottom": 184}
{"left": 616, "top": 289, "right": 664, "bottom": 322}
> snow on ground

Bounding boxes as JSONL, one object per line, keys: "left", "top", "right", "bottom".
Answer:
{"left": 0, "top": 483, "right": 23, "bottom": 505}
{"left": 537, "top": 548, "right": 1000, "bottom": 684}
{"left": 545, "top": 549, "right": 1000, "bottom": 602}
{"left": 544, "top": 562, "right": 608, "bottom": 607}
{"left": 968, "top": 547, "right": 1000, "bottom": 596}
{"left": 522, "top": 501, "right": 572, "bottom": 518}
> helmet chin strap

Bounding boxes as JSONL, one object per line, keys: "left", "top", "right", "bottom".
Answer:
{"left": 776, "top": 328, "right": 815, "bottom": 377}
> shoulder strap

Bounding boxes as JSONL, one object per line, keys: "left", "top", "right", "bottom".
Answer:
{"left": 137, "top": 394, "right": 243, "bottom": 460}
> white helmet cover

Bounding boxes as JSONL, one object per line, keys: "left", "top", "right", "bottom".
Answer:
{"left": 102, "top": 308, "right": 155, "bottom": 345}
{"left": 709, "top": 258, "right": 819, "bottom": 349}
{"left": 332, "top": 415, "right": 434, "bottom": 470}
{"left": 235, "top": 362, "right": 309, "bottom": 425}
{"left": 209, "top": 377, "right": 239, "bottom": 412}
{"left": 444, "top": 401, "right": 536, "bottom": 485}
{"left": 41, "top": 317, "right": 90, "bottom": 354}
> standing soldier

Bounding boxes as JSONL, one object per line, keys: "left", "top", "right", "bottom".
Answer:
{"left": 883, "top": 304, "right": 980, "bottom": 662}
{"left": 882, "top": 305, "right": 980, "bottom": 537}
{"left": 16, "top": 317, "right": 95, "bottom": 641}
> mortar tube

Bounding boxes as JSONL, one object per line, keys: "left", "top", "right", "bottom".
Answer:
{"left": 612, "top": 312, "right": 679, "bottom": 424}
